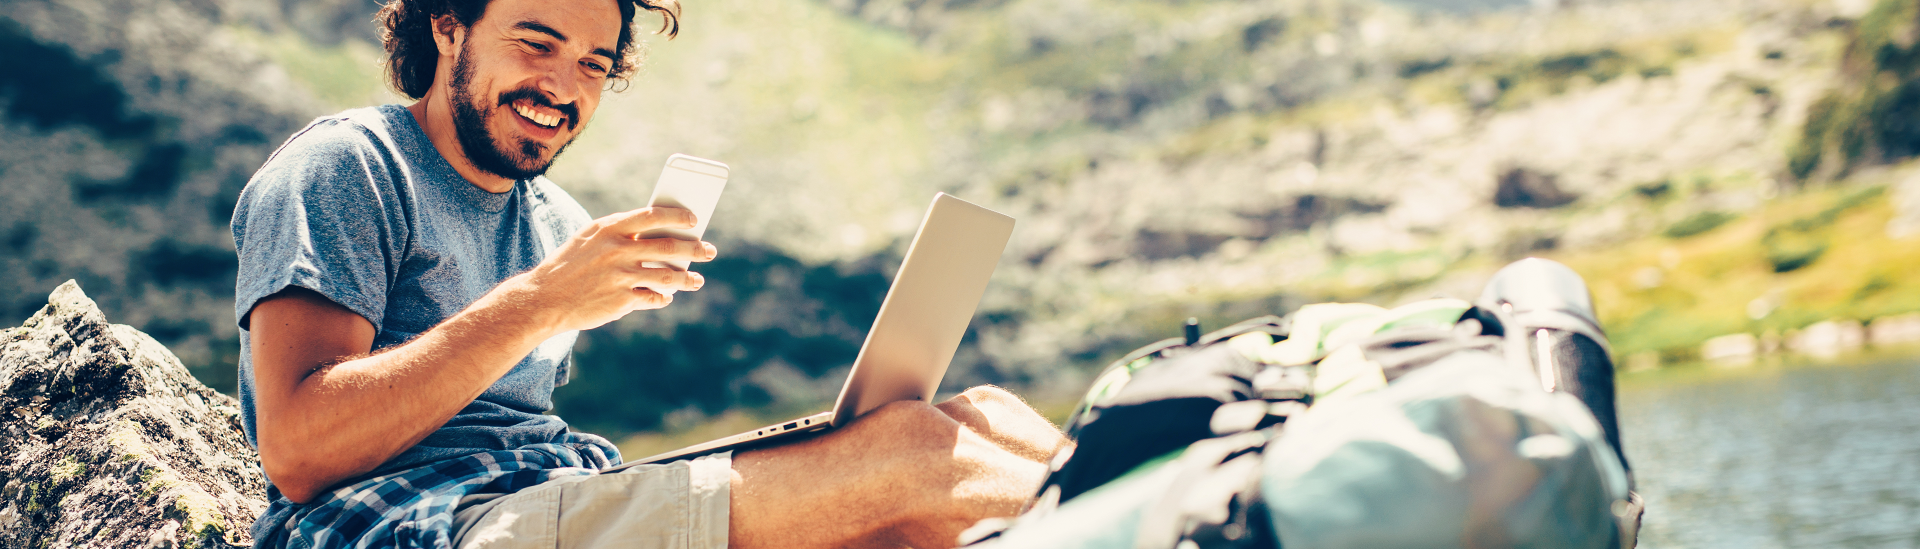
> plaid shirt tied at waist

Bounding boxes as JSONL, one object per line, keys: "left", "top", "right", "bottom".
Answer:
{"left": 253, "top": 442, "right": 619, "bottom": 549}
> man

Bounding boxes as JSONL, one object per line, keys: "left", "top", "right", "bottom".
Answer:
{"left": 230, "top": 0, "right": 1069, "bottom": 547}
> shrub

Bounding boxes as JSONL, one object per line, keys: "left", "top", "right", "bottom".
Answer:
{"left": 1663, "top": 210, "right": 1737, "bottom": 238}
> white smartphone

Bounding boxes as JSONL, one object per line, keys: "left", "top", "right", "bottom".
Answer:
{"left": 637, "top": 154, "right": 729, "bottom": 294}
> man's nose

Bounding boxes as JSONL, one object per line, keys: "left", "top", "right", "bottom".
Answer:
{"left": 534, "top": 60, "right": 585, "bottom": 110}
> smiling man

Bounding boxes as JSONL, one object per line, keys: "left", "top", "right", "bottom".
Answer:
{"left": 229, "top": 0, "right": 1068, "bottom": 547}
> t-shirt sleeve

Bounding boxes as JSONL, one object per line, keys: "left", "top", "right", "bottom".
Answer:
{"left": 231, "top": 119, "right": 409, "bottom": 330}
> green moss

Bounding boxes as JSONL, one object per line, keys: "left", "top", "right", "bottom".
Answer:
{"left": 168, "top": 488, "right": 228, "bottom": 548}
{"left": 140, "top": 468, "right": 175, "bottom": 499}
{"left": 105, "top": 419, "right": 153, "bottom": 463}
{"left": 47, "top": 455, "right": 85, "bottom": 484}
{"left": 21, "top": 482, "right": 38, "bottom": 512}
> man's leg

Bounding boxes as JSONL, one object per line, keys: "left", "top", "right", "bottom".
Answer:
{"left": 453, "top": 386, "right": 1066, "bottom": 549}
{"left": 454, "top": 451, "right": 733, "bottom": 549}
{"left": 730, "top": 386, "right": 1071, "bottom": 549}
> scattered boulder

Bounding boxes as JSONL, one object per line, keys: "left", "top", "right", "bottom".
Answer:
{"left": 1494, "top": 166, "right": 1580, "bottom": 209}
{"left": 0, "top": 281, "right": 265, "bottom": 548}
{"left": 1701, "top": 333, "right": 1759, "bottom": 365}
{"left": 1787, "top": 319, "right": 1867, "bottom": 358}
{"left": 1869, "top": 313, "right": 1920, "bottom": 346}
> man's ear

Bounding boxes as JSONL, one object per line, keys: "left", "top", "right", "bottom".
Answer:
{"left": 431, "top": 14, "right": 465, "bottom": 57}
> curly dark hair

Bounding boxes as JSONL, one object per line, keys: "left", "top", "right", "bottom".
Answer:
{"left": 376, "top": 0, "right": 680, "bottom": 99}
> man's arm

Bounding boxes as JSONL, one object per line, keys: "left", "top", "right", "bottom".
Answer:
{"left": 249, "top": 207, "right": 716, "bottom": 504}
{"left": 729, "top": 386, "right": 1072, "bottom": 549}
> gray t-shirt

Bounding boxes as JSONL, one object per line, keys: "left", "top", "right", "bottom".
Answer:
{"left": 231, "top": 104, "right": 617, "bottom": 484}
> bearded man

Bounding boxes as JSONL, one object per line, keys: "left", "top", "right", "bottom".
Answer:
{"left": 230, "top": 0, "right": 1068, "bottom": 547}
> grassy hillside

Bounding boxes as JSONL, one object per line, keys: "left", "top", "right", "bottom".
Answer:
{"left": 1557, "top": 173, "right": 1920, "bottom": 362}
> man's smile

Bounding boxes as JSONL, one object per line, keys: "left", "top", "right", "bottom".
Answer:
{"left": 512, "top": 100, "right": 565, "bottom": 129}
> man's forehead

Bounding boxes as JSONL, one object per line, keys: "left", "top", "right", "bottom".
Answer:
{"left": 481, "top": 0, "right": 623, "bottom": 51}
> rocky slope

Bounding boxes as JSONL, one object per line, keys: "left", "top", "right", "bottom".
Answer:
{"left": 0, "top": 281, "right": 265, "bottom": 548}
{"left": 0, "top": 0, "right": 378, "bottom": 392}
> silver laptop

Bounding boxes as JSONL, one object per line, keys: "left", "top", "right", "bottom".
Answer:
{"left": 607, "top": 192, "right": 1016, "bottom": 468}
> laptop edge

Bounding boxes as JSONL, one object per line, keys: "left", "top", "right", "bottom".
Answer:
{"left": 609, "top": 193, "right": 1014, "bottom": 469}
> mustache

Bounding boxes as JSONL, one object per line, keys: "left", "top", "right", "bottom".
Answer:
{"left": 498, "top": 87, "right": 579, "bottom": 131}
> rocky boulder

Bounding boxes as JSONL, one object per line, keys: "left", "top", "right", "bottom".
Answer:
{"left": 0, "top": 281, "right": 266, "bottom": 548}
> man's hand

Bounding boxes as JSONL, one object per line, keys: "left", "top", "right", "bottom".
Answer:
{"left": 514, "top": 206, "right": 719, "bottom": 333}
{"left": 251, "top": 206, "right": 716, "bottom": 503}
{"left": 730, "top": 386, "right": 1073, "bottom": 549}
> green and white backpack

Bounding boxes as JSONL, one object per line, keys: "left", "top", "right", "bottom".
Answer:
{"left": 964, "top": 259, "right": 1643, "bottom": 549}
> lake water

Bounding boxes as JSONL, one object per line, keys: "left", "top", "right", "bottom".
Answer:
{"left": 1621, "top": 355, "right": 1920, "bottom": 548}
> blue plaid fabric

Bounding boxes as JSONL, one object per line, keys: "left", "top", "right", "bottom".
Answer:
{"left": 253, "top": 441, "right": 620, "bottom": 549}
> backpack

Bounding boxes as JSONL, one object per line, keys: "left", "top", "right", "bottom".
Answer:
{"left": 961, "top": 259, "right": 1644, "bottom": 549}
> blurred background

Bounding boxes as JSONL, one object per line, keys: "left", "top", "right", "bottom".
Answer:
{"left": 2, "top": 0, "right": 1918, "bottom": 545}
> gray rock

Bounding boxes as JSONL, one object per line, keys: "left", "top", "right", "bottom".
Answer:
{"left": 0, "top": 281, "right": 265, "bottom": 548}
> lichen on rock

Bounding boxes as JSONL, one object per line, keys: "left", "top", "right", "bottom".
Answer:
{"left": 0, "top": 281, "right": 266, "bottom": 548}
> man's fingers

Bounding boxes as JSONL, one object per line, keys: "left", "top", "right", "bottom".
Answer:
{"left": 630, "top": 236, "right": 718, "bottom": 262}
{"left": 631, "top": 266, "right": 705, "bottom": 292}
{"left": 629, "top": 286, "right": 673, "bottom": 309}
{"left": 935, "top": 392, "right": 991, "bottom": 434}
{"left": 937, "top": 386, "right": 1071, "bottom": 463}
{"left": 602, "top": 206, "right": 698, "bottom": 236}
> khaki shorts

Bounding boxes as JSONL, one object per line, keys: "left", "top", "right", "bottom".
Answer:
{"left": 451, "top": 452, "right": 732, "bottom": 549}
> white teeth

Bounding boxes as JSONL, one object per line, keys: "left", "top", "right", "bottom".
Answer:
{"left": 514, "top": 104, "right": 559, "bottom": 128}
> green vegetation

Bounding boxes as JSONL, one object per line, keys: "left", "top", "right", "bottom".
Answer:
{"left": 1765, "top": 186, "right": 1883, "bottom": 271}
{"left": 48, "top": 456, "right": 86, "bottom": 483}
{"left": 1399, "top": 24, "right": 1738, "bottom": 111}
{"left": 1554, "top": 178, "right": 1920, "bottom": 358}
{"left": 224, "top": 26, "right": 391, "bottom": 111}
{"left": 23, "top": 482, "right": 39, "bottom": 512}
{"left": 1633, "top": 180, "right": 1675, "bottom": 201}
{"left": 1763, "top": 232, "right": 1827, "bottom": 273}
{"left": 1789, "top": 0, "right": 1920, "bottom": 181}
{"left": 166, "top": 487, "right": 230, "bottom": 548}
{"left": 1665, "top": 211, "right": 1739, "bottom": 239}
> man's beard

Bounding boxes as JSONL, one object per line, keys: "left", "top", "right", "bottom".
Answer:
{"left": 448, "top": 44, "right": 580, "bottom": 181}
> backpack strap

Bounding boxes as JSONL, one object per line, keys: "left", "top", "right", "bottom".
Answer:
{"left": 1196, "top": 315, "right": 1291, "bottom": 346}
{"left": 1132, "top": 429, "right": 1282, "bottom": 549}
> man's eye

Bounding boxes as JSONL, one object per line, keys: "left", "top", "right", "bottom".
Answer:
{"left": 521, "top": 40, "right": 550, "bottom": 53}
{"left": 584, "top": 61, "right": 608, "bottom": 76}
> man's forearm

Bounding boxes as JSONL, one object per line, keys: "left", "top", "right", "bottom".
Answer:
{"left": 252, "top": 275, "right": 561, "bottom": 503}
